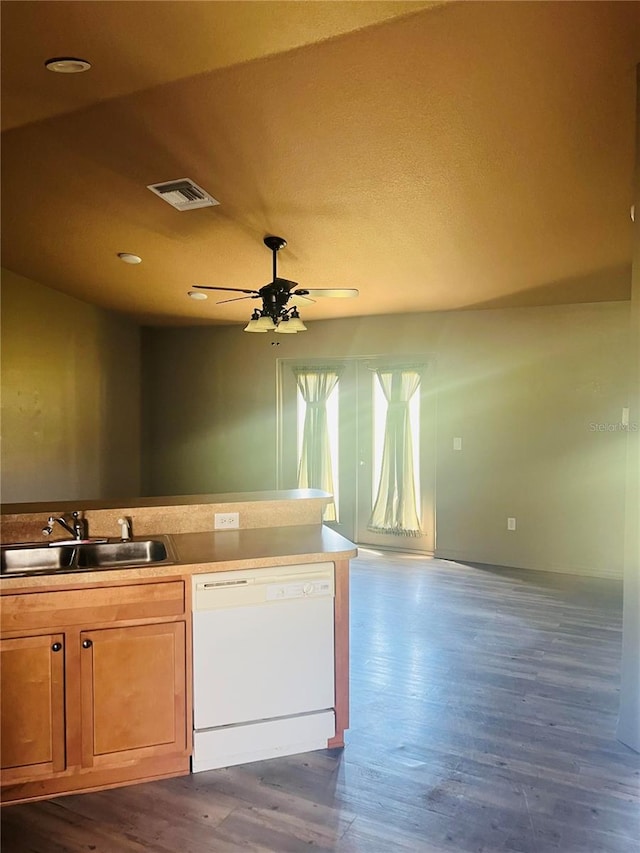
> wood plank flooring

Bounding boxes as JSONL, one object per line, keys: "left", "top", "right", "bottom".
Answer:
{"left": 2, "top": 551, "right": 638, "bottom": 852}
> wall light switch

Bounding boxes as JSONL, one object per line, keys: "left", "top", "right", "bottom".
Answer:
{"left": 622, "top": 407, "right": 630, "bottom": 427}
{"left": 453, "top": 437, "right": 462, "bottom": 451}
{"left": 507, "top": 517, "right": 516, "bottom": 531}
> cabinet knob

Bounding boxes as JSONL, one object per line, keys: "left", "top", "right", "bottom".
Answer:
{"left": 82, "top": 639, "right": 93, "bottom": 649}
{"left": 51, "top": 642, "right": 62, "bottom": 652}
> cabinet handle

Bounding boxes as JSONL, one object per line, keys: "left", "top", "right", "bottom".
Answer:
{"left": 51, "top": 642, "right": 62, "bottom": 652}
{"left": 82, "top": 639, "right": 93, "bottom": 649}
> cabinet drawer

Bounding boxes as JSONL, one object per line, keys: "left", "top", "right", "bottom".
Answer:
{"left": 1, "top": 581, "right": 185, "bottom": 632}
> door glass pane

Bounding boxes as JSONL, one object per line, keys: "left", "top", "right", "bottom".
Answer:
{"left": 372, "top": 375, "right": 385, "bottom": 504}
{"left": 410, "top": 386, "right": 421, "bottom": 518}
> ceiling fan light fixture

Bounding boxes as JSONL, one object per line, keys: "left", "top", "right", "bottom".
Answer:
{"left": 189, "top": 235, "right": 357, "bottom": 333}
{"left": 244, "top": 310, "right": 267, "bottom": 332}
{"left": 287, "top": 308, "right": 307, "bottom": 332}
{"left": 274, "top": 318, "right": 298, "bottom": 334}
{"left": 255, "top": 314, "right": 277, "bottom": 331}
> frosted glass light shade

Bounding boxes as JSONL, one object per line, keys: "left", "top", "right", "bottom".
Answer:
{"left": 274, "top": 319, "right": 297, "bottom": 334}
{"left": 255, "top": 315, "right": 277, "bottom": 331}
{"left": 287, "top": 316, "right": 307, "bottom": 331}
{"left": 244, "top": 319, "right": 267, "bottom": 332}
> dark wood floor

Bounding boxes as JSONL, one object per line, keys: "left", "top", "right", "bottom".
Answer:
{"left": 2, "top": 552, "right": 638, "bottom": 852}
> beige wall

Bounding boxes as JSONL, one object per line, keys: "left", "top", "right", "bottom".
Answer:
{"left": 1, "top": 269, "right": 141, "bottom": 503}
{"left": 617, "top": 67, "right": 640, "bottom": 752}
{"left": 142, "top": 300, "right": 630, "bottom": 578}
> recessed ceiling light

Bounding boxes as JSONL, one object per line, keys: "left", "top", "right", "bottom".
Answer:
{"left": 188, "top": 291, "right": 208, "bottom": 300}
{"left": 45, "top": 57, "right": 91, "bottom": 74}
{"left": 117, "top": 252, "right": 142, "bottom": 265}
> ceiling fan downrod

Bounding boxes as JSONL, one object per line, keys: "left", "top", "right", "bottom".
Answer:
{"left": 263, "top": 235, "right": 287, "bottom": 284}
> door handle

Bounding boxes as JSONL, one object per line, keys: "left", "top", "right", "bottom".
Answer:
{"left": 51, "top": 642, "right": 62, "bottom": 652}
{"left": 82, "top": 639, "right": 93, "bottom": 649}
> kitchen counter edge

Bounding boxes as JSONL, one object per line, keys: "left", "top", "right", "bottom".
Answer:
{"left": 0, "top": 525, "right": 357, "bottom": 592}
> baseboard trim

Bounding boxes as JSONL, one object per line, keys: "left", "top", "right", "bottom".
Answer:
{"left": 433, "top": 549, "right": 623, "bottom": 579}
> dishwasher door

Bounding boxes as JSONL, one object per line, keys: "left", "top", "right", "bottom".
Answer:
{"left": 192, "top": 563, "right": 335, "bottom": 731}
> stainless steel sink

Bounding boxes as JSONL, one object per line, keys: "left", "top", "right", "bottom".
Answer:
{"left": 1, "top": 538, "right": 173, "bottom": 577}
{"left": 1, "top": 544, "right": 77, "bottom": 575}
{"left": 77, "top": 539, "right": 168, "bottom": 568}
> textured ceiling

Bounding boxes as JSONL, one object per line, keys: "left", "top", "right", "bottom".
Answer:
{"left": 1, "top": 0, "right": 639, "bottom": 327}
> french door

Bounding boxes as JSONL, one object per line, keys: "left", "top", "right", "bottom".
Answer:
{"left": 278, "top": 358, "right": 435, "bottom": 553}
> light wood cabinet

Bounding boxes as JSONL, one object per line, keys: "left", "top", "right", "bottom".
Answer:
{"left": 80, "top": 622, "right": 187, "bottom": 767}
{"left": 0, "top": 580, "right": 191, "bottom": 804}
{"left": 0, "top": 633, "right": 66, "bottom": 782}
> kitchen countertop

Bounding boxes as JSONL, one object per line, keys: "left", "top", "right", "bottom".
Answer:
{"left": 0, "top": 525, "right": 357, "bottom": 592}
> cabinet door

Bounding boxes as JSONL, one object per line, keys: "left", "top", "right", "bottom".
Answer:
{"left": 0, "top": 634, "right": 66, "bottom": 782}
{"left": 80, "top": 622, "right": 187, "bottom": 768}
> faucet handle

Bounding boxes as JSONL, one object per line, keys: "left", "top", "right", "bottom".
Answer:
{"left": 42, "top": 516, "right": 55, "bottom": 536}
{"left": 72, "top": 511, "right": 87, "bottom": 539}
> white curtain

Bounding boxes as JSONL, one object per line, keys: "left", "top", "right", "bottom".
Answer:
{"left": 368, "top": 368, "right": 422, "bottom": 536}
{"left": 295, "top": 368, "right": 341, "bottom": 521}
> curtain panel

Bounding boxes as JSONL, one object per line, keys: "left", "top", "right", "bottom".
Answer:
{"left": 294, "top": 367, "right": 342, "bottom": 522}
{"left": 368, "top": 368, "right": 422, "bottom": 536}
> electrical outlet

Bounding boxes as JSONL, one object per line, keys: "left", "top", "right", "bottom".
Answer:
{"left": 214, "top": 512, "right": 239, "bottom": 530}
{"left": 507, "top": 517, "right": 516, "bottom": 531}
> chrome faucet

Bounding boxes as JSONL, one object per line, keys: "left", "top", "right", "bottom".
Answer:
{"left": 42, "top": 511, "right": 87, "bottom": 541}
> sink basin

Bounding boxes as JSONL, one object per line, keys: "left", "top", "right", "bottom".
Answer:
{"left": 1, "top": 545, "right": 77, "bottom": 575}
{"left": 77, "top": 540, "right": 169, "bottom": 568}
{"left": 1, "top": 539, "right": 172, "bottom": 577}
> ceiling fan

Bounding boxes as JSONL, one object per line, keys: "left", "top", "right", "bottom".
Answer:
{"left": 189, "top": 235, "right": 358, "bottom": 333}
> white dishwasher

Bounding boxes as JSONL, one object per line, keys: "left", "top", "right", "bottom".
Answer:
{"left": 192, "top": 562, "right": 336, "bottom": 772}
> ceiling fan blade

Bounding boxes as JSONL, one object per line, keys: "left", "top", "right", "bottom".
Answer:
{"left": 192, "top": 285, "right": 259, "bottom": 294}
{"left": 300, "top": 288, "right": 359, "bottom": 298}
{"left": 216, "top": 295, "right": 259, "bottom": 305}
{"left": 290, "top": 294, "right": 316, "bottom": 305}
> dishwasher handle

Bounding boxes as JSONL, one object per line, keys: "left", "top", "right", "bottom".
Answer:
{"left": 201, "top": 578, "right": 252, "bottom": 590}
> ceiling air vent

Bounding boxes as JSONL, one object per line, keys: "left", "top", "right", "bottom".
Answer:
{"left": 147, "top": 178, "right": 220, "bottom": 211}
